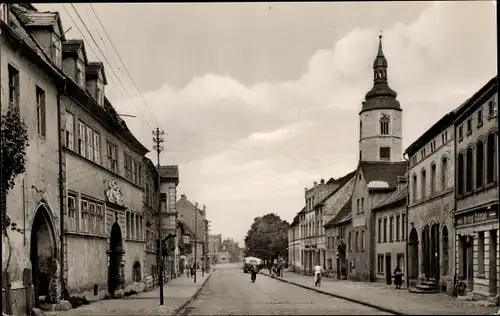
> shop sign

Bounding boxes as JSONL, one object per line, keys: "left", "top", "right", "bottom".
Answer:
{"left": 456, "top": 209, "right": 498, "bottom": 226}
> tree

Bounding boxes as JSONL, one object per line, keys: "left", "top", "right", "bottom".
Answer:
{"left": 244, "top": 213, "right": 290, "bottom": 263}
{"left": 1, "top": 105, "right": 29, "bottom": 273}
{"left": 1, "top": 106, "right": 29, "bottom": 233}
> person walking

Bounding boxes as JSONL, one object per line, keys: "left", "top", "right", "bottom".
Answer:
{"left": 313, "top": 264, "right": 323, "bottom": 287}
{"left": 393, "top": 265, "right": 403, "bottom": 289}
{"left": 250, "top": 264, "right": 258, "bottom": 282}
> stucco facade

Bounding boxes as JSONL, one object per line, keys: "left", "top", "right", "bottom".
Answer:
{"left": 453, "top": 77, "right": 499, "bottom": 301}
{"left": 406, "top": 115, "right": 456, "bottom": 293}
{"left": 360, "top": 109, "right": 403, "bottom": 162}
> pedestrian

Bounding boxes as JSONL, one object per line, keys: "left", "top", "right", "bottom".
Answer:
{"left": 393, "top": 265, "right": 403, "bottom": 289}
{"left": 313, "top": 263, "right": 323, "bottom": 287}
{"left": 250, "top": 264, "right": 258, "bottom": 282}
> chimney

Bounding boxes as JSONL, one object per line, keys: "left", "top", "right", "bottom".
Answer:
{"left": 304, "top": 187, "right": 308, "bottom": 192}
{"left": 203, "top": 205, "right": 206, "bottom": 217}
{"left": 320, "top": 179, "right": 325, "bottom": 185}
{"left": 314, "top": 182, "right": 317, "bottom": 188}
{"left": 181, "top": 194, "right": 186, "bottom": 199}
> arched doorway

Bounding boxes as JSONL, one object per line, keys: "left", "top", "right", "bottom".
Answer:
{"left": 337, "top": 243, "right": 347, "bottom": 279}
{"left": 409, "top": 228, "right": 419, "bottom": 280}
{"left": 132, "top": 261, "right": 141, "bottom": 282}
{"left": 30, "top": 205, "right": 57, "bottom": 307}
{"left": 430, "top": 223, "right": 440, "bottom": 281}
{"left": 422, "top": 225, "right": 430, "bottom": 279}
{"left": 107, "top": 222, "right": 125, "bottom": 297}
{"left": 442, "top": 226, "right": 449, "bottom": 276}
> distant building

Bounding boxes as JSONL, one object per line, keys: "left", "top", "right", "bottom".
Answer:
{"left": 209, "top": 234, "right": 222, "bottom": 264}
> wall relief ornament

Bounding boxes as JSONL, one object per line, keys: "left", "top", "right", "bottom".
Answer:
{"left": 105, "top": 180, "right": 124, "bottom": 206}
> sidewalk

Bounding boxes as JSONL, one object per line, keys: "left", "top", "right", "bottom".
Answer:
{"left": 263, "top": 271, "right": 498, "bottom": 315}
{"left": 45, "top": 272, "right": 210, "bottom": 316}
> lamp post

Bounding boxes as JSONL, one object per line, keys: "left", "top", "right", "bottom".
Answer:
{"left": 194, "top": 203, "right": 198, "bottom": 283}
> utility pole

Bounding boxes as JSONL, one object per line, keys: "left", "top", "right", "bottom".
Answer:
{"left": 153, "top": 127, "right": 165, "bottom": 305}
{"left": 194, "top": 203, "right": 198, "bottom": 283}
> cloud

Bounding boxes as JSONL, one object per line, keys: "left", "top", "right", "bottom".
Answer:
{"left": 113, "top": 1, "right": 496, "bottom": 244}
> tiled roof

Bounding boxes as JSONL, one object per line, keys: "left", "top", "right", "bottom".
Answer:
{"left": 62, "top": 39, "right": 83, "bottom": 53}
{"left": 359, "top": 161, "right": 407, "bottom": 189}
{"left": 317, "top": 170, "right": 356, "bottom": 206}
{"left": 324, "top": 198, "right": 352, "bottom": 228}
{"left": 159, "top": 165, "right": 179, "bottom": 180}
{"left": 373, "top": 186, "right": 407, "bottom": 211}
{"left": 12, "top": 6, "right": 57, "bottom": 28}
{"left": 86, "top": 61, "right": 108, "bottom": 85}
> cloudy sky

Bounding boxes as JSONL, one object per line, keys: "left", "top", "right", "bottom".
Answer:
{"left": 38, "top": 1, "right": 496, "bottom": 245}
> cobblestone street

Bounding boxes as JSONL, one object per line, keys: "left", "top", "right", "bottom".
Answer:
{"left": 179, "top": 264, "right": 391, "bottom": 315}
{"left": 266, "top": 271, "right": 499, "bottom": 315}
{"left": 45, "top": 272, "right": 210, "bottom": 316}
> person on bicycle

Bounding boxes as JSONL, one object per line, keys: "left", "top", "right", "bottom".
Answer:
{"left": 313, "top": 264, "right": 323, "bottom": 287}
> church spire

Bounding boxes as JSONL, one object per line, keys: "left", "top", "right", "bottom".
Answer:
{"left": 364, "top": 32, "right": 397, "bottom": 100}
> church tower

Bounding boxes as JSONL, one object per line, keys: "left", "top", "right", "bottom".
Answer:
{"left": 359, "top": 34, "right": 403, "bottom": 162}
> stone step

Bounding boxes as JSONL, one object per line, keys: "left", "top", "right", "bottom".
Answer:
{"left": 457, "top": 295, "right": 475, "bottom": 301}
{"left": 476, "top": 300, "right": 497, "bottom": 307}
{"left": 408, "top": 287, "right": 439, "bottom": 294}
{"left": 421, "top": 280, "right": 438, "bottom": 286}
{"left": 416, "top": 284, "right": 439, "bottom": 291}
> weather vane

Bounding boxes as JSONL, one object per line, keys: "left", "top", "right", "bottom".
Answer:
{"left": 379, "top": 30, "right": 383, "bottom": 40}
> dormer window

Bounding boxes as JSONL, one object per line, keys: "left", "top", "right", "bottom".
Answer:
{"left": 77, "top": 61, "right": 85, "bottom": 87}
{"left": 51, "top": 33, "right": 62, "bottom": 66}
{"left": 96, "top": 80, "right": 104, "bottom": 105}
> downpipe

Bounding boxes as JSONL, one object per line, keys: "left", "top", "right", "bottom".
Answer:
{"left": 403, "top": 152, "right": 410, "bottom": 289}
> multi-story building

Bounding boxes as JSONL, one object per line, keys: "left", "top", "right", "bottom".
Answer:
{"left": 453, "top": 76, "right": 498, "bottom": 301}
{"left": 1, "top": 4, "right": 66, "bottom": 313}
{"left": 220, "top": 238, "right": 241, "bottom": 263}
{"left": 143, "top": 158, "right": 159, "bottom": 278}
{"left": 372, "top": 177, "right": 407, "bottom": 285}
{"left": 324, "top": 199, "right": 351, "bottom": 279}
{"left": 176, "top": 194, "right": 206, "bottom": 268}
{"left": 405, "top": 108, "right": 458, "bottom": 294}
{"left": 158, "top": 166, "right": 179, "bottom": 277}
{"left": 208, "top": 234, "right": 222, "bottom": 265}
{"left": 288, "top": 213, "right": 301, "bottom": 272}
{"left": 349, "top": 35, "right": 407, "bottom": 281}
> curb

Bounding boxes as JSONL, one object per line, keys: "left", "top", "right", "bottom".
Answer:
{"left": 262, "top": 272, "right": 405, "bottom": 315}
{"left": 173, "top": 273, "right": 212, "bottom": 315}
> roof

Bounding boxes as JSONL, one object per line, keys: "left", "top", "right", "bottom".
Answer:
{"left": 86, "top": 61, "right": 108, "bottom": 85}
{"left": 62, "top": 39, "right": 89, "bottom": 64}
{"left": 11, "top": 5, "right": 65, "bottom": 41}
{"left": 454, "top": 76, "right": 498, "bottom": 124}
{"left": 316, "top": 170, "right": 356, "bottom": 206}
{"left": 405, "top": 103, "right": 466, "bottom": 156}
{"left": 373, "top": 186, "right": 408, "bottom": 211}
{"left": 324, "top": 198, "right": 352, "bottom": 228}
{"left": 359, "top": 161, "right": 407, "bottom": 189}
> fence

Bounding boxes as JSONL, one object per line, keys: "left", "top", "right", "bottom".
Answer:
{"left": 2, "top": 269, "right": 35, "bottom": 316}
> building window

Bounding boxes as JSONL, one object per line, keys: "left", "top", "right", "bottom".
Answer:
{"left": 402, "top": 213, "right": 406, "bottom": 240}
{"left": 8, "top": 64, "right": 20, "bottom": 109}
{"left": 383, "top": 218, "right": 387, "bottom": 242}
{"left": 380, "top": 147, "right": 390, "bottom": 161}
{"left": 477, "top": 109, "right": 483, "bottom": 127}
{"left": 124, "top": 153, "right": 133, "bottom": 181}
{"left": 356, "top": 199, "right": 360, "bottom": 214}
{"left": 96, "top": 204, "right": 104, "bottom": 235}
{"left": 78, "top": 121, "right": 86, "bottom": 157}
{"left": 378, "top": 218, "right": 382, "bottom": 243}
{"left": 361, "top": 230, "right": 365, "bottom": 251}
{"left": 488, "top": 100, "right": 495, "bottom": 118}
{"left": 80, "top": 200, "right": 88, "bottom": 233}
{"left": 467, "top": 118, "right": 472, "bottom": 135}
{"left": 77, "top": 61, "right": 85, "bottom": 87}
{"left": 96, "top": 80, "right": 104, "bottom": 105}
{"left": 65, "top": 112, "right": 74, "bottom": 150}
{"left": 377, "top": 254, "right": 384, "bottom": 274}
{"left": 360, "top": 121, "right": 362, "bottom": 139}
{"left": 67, "top": 195, "right": 77, "bottom": 232}
{"left": 348, "top": 232, "right": 352, "bottom": 251}
{"left": 421, "top": 169, "right": 427, "bottom": 199}
{"left": 86, "top": 126, "right": 93, "bottom": 160}
{"left": 430, "top": 163, "right": 436, "bottom": 195}
{"left": 355, "top": 231, "right": 359, "bottom": 251}
{"left": 389, "top": 216, "right": 394, "bottom": 242}
{"left": 476, "top": 141, "right": 484, "bottom": 188}
{"left": 487, "top": 133, "right": 496, "bottom": 183}
{"left": 93, "top": 131, "right": 101, "bottom": 164}
{"left": 458, "top": 125, "right": 463, "bottom": 141}
{"left": 457, "top": 153, "right": 464, "bottom": 194}
{"left": 126, "top": 211, "right": 143, "bottom": 241}
{"left": 395, "top": 215, "right": 400, "bottom": 241}
{"left": 107, "top": 141, "right": 118, "bottom": 173}
{"left": 441, "top": 157, "right": 448, "bottom": 191}
{"left": 420, "top": 148, "right": 426, "bottom": 159}
{"left": 380, "top": 116, "right": 390, "bottom": 135}
{"left": 442, "top": 226, "right": 449, "bottom": 276}
{"left": 360, "top": 198, "right": 364, "bottom": 214}
{"left": 465, "top": 148, "right": 473, "bottom": 192}
{"left": 412, "top": 174, "right": 417, "bottom": 202}
{"left": 397, "top": 253, "right": 405, "bottom": 272}
{"left": 35, "top": 86, "right": 46, "bottom": 136}
{"left": 51, "top": 33, "right": 61, "bottom": 65}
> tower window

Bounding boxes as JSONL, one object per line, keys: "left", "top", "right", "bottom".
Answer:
{"left": 380, "top": 116, "right": 390, "bottom": 135}
{"left": 380, "top": 147, "right": 390, "bottom": 161}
